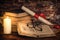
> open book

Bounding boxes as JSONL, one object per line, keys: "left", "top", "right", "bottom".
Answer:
{"left": 17, "top": 20, "right": 56, "bottom": 38}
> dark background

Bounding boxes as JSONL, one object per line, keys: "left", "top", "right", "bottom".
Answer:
{"left": 0, "top": 0, "right": 60, "bottom": 16}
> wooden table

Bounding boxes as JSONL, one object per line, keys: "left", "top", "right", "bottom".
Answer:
{"left": 0, "top": 32, "right": 60, "bottom": 40}
{"left": 0, "top": 24, "right": 60, "bottom": 40}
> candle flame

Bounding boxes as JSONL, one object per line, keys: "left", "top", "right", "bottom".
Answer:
{"left": 6, "top": 16, "right": 9, "bottom": 18}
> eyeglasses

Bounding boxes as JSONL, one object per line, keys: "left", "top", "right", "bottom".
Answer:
{"left": 27, "top": 18, "right": 42, "bottom": 31}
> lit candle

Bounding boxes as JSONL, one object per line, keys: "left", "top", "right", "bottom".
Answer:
{"left": 3, "top": 16, "right": 11, "bottom": 34}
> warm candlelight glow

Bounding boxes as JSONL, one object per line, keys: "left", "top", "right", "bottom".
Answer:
{"left": 3, "top": 16, "right": 11, "bottom": 34}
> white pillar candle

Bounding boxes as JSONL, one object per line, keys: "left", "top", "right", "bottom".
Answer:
{"left": 21, "top": 6, "right": 53, "bottom": 25}
{"left": 3, "top": 16, "right": 11, "bottom": 34}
